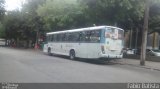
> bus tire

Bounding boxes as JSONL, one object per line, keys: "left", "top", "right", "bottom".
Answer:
{"left": 48, "top": 48, "right": 52, "bottom": 56}
{"left": 69, "top": 50, "right": 75, "bottom": 60}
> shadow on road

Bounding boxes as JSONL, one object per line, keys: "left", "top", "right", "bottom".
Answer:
{"left": 45, "top": 53, "right": 119, "bottom": 65}
{"left": 75, "top": 58, "right": 119, "bottom": 65}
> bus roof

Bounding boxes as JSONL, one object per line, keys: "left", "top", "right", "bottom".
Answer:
{"left": 47, "top": 26, "right": 123, "bottom": 35}
{"left": 0, "top": 38, "right": 5, "bottom": 41}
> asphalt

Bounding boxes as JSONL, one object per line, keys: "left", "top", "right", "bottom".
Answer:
{"left": 0, "top": 47, "right": 160, "bottom": 83}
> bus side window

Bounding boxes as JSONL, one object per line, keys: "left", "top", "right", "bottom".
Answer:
{"left": 72, "top": 32, "right": 80, "bottom": 42}
{"left": 68, "top": 33, "right": 72, "bottom": 42}
{"left": 77, "top": 32, "right": 81, "bottom": 41}
{"left": 79, "top": 32, "right": 86, "bottom": 42}
{"left": 79, "top": 31, "right": 91, "bottom": 42}
{"left": 54, "top": 34, "right": 57, "bottom": 42}
{"left": 79, "top": 32, "right": 82, "bottom": 42}
{"left": 62, "top": 33, "right": 66, "bottom": 41}
{"left": 58, "top": 34, "right": 63, "bottom": 42}
{"left": 51, "top": 35, "right": 54, "bottom": 42}
{"left": 85, "top": 31, "right": 91, "bottom": 42}
{"left": 59, "top": 34, "right": 63, "bottom": 42}
{"left": 57, "top": 34, "right": 60, "bottom": 42}
{"left": 65, "top": 33, "right": 70, "bottom": 42}
{"left": 90, "top": 30, "right": 100, "bottom": 43}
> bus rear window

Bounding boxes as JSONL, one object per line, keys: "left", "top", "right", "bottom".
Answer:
{"left": 105, "top": 28, "right": 123, "bottom": 40}
{"left": 105, "top": 28, "right": 115, "bottom": 38}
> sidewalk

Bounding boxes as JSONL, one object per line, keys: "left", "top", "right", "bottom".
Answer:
{"left": 117, "top": 58, "right": 160, "bottom": 71}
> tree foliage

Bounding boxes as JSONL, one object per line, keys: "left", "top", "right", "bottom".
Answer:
{"left": 0, "top": 0, "right": 5, "bottom": 20}
{"left": 0, "top": 22, "right": 5, "bottom": 38}
{"left": 1, "top": 0, "right": 160, "bottom": 48}
{"left": 78, "top": 0, "right": 145, "bottom": 30}
{"left": 37, "top": 0, "right": 84, "bottom": 31}
{"left": 0, "top": 0, "right": 5, "bottom": 38}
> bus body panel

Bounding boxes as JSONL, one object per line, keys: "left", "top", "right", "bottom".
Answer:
{"left": 45, "top": 42, "right": 123, "bottom": 59}
{"left": 47, "top": 42, "right": 102, "bottom": 58}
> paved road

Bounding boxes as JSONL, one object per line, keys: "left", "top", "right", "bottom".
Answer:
{"left": 0, "top": 47, "right": 160, "bottom": 83}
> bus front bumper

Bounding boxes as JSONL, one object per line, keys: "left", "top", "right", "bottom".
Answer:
{"left": 100, "top": 53, "right": 123, "bottom": 58}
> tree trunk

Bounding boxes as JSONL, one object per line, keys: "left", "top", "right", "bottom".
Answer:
{"left": 140, "top": 0, "right": 150, "bottom": 66}
{"left": 130, "top": 28, "right": 133, "bottom": 49}
{"left": 5, "top": 39, "right": 7, "bottom": 46}
{"left": 135, "top": 28, "right": 138, "bottom": 49}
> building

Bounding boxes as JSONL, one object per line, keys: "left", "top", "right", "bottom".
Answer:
{"left": 124, "top": 29, "right": 160, "bottom": 50}
{"left": 124, "top": 29, "right": 142, "bottom": 49}
{"left": 147, "top": 32, "right": 160, "bottom": 49}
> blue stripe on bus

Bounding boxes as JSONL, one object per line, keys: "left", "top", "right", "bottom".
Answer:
{"left": 100, "top": 29, "right": 105, "bottom": 43}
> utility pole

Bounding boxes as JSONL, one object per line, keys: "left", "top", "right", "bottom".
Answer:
{"left": 140, "top": 0, "right": 150, "bottom": 66}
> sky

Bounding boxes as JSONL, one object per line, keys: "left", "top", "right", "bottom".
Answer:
{"left": 5, "top": 0, "right": 25, "bottom": 11}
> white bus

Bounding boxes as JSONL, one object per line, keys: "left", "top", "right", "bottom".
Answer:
{"left": 43, "top": 26, "right": 124, "bottom": 60}
{"left": 0, "top": 39, "right": 5, "bottom": 47}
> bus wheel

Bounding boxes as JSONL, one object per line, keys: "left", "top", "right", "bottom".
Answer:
{"left": 48, "top": 48, "right": 52, "bottom": 56}
{"left": 70, "top": 50, "right": 75, "bottom": 60}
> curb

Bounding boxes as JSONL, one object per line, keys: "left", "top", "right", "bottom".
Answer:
{"left": 115, "top": 62, "right": 160, "bottom": 71}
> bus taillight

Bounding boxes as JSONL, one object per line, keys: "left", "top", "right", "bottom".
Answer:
{"left": 101, "top": 46, "right": 105, "bottom": 54}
